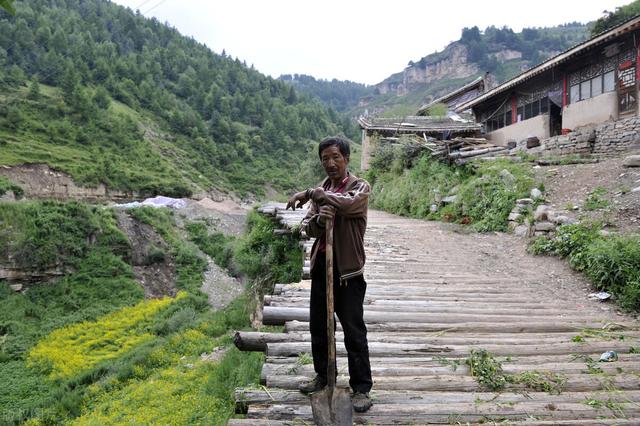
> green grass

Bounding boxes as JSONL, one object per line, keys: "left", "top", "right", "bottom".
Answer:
{"left": 465, "top": 349, "right": 566, "bottom": 394}
{"left": 367, "top": 145, "right": 534, "bottom": 232}
{"left": 583, "top": 187, "right": 610, "bottom": 211}
{"left": 530, "top": 224, "right": 640, "bottom": 311}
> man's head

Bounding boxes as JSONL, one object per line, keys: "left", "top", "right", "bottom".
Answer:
{"left": 318, "top": 136, "right": 350, "bottom": 182}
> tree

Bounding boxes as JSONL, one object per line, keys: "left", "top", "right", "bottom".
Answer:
{"left": 461, "top": 26, "right": 481, "bottom": 44}
{"left": 27, "top": 78, "right": 41, "bottom": 100}
{"left": 592, "top": 1, "right": 640, "bottom": 35}
{"left": 0, "top": 0, "right": 15, "bottom": 15}
{"left": 93, "top": 86, "right": 111, "bottom": 110}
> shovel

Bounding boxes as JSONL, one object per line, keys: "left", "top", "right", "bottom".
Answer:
{"left": 310, "top": 217, "right": 353, "bottom": 425}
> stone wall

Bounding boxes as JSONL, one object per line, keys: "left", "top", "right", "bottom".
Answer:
{"left": 535, "top": 115, "right": 640, "bottom": 156}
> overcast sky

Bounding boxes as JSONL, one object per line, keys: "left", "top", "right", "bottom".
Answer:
{"left": 111, "top": 0, "right": 633, "bottom": 85}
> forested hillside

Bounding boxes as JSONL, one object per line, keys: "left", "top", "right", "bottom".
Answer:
{"left": 279, "top": 73, "right": 374, "bottom": 113}
{"left": 0, "top": 0, "right": 348, "bottom": 197}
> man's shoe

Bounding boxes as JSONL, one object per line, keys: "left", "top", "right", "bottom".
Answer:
{"left": 352, "top": 392, "right": 372, "bottom": 413}
{"left": 298, "top": 375, "right": 327, "bottom": 394}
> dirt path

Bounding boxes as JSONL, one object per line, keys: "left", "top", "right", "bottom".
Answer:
{"left": 233, "top": 208, "right": 640, "bottom": 425}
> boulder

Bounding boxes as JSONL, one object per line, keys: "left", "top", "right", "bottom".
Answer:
{"left": 516, "top": 198, "right": 533, "bottom": 206}
{"left": 442, "top": 195, "right": 458, "bottom": 204}
{"left": 632, "top": 186, "right": 640, "bottom": 193}
{"left": 623, "top": 155, "right": 640, "bottom": 167}
{"left": 535, "top": 221, "right": 556, "bottom": 232}
{"left": 526, "top": 136, "right": 541, "bottom": 149}
{"left": 499, "top": 169, "right": 516, "bottom": 186}
{"left": 514, "top": 225, "right": 530, "bottom": 237}
{"left": 534, "top": 205, "right": 551, "bottom": 221}
{"left": 530, "top": 188, "right": 543, "bottom": 200}
{"left": 0, "top": 191, "right": 15, "bottom": 201}
{"left": 508, "top": 211, "right": 521, "bottom": 221}
{"left": 430, "top": 204, "right": 438, "bottom": 213}
{"left": 553, "top": 215, "right": 577, "bottom": 225}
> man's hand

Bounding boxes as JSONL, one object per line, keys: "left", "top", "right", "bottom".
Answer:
{"left": 317, "top": 205, "right": 336, "bottom": 226}
{"left": 286, "top": 190, "right": 309, "bottom": 210}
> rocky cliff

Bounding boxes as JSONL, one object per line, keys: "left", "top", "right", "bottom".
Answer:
{"left": 376, "top": 44, "right": 479, "bottom": 96}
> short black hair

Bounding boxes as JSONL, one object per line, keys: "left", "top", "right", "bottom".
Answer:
{"left": 318, "top": 136, "right": 351, "bottom": 159}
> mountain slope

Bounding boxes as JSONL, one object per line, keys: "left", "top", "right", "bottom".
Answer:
{"left": 0, "top": 0, "right": 346, "bottom": 197}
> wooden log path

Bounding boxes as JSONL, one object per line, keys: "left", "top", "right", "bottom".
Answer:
{"left": 232, "top": 206, "right": 640, "bottom": 425}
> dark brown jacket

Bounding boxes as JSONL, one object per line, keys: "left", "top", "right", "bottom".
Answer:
{"left": 302, "top": 172, "right": 369, "bottom": 283}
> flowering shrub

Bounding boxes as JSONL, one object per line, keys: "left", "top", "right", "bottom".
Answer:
{"left": 28, "top": 294, "right": 183, "bottom": 379}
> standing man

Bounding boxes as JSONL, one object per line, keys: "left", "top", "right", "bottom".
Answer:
{"left": 286, "top": 136, "right": 373, "bottom": 413}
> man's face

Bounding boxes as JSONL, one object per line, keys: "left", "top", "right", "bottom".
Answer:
{"left": 320, "top": 145, "right": 349, "bottom": 181}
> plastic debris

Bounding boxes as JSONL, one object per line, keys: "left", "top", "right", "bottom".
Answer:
{"left": 141, "top": 196, "right": 187, "bottom": 209}
{"left": 588, "top": 291, "right": 611, "bottom": 301}
{"left": 599, "top": 351, "right": 618, "bottom": 362}
{"left": 114, "top": 196, "right": 187, "bottom": 210}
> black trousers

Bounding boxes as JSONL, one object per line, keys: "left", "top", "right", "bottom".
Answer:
{"left": 310, "top": 255, "right": 373, "bottom": 393}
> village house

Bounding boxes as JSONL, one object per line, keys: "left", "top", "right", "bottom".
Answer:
{"left": 455, "top": 16, "right": 640, "bottom": 152}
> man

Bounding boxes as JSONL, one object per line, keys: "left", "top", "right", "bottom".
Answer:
{"left": 286, "top": 136, "right": 373, "bottom": 413}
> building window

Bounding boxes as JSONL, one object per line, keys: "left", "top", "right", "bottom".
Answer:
{"left": 517, "top": 106, "right": 523, "bottom": 121}
{"left": 591, "top": 76, "right": 603, "bottom": 97}
{"left": 531, "top": 101, "right": 540, "bottom": 116}
{"left": 570, "top": 67, "right": 618, "bottom": 104}
{"left": 505, "top": 110, "right": 512, "bottom": 126}
{"left": 580, "top": 80, "right": 591, "bottom": 100}
{"left": 570, "top": 84, "right": 580, "bottom": 103}
{"left": 540, "top": 97, "right": 549, "bottom": 114}
{"left": 604, "top": 70, "right": 615, "bottom": 92}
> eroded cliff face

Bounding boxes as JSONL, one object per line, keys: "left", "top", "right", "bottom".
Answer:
{"left": 376, "top": 44, "right": 479, "bottom": 96}
{"left": 0, "top": 164, "right": 136, "bottom": 202}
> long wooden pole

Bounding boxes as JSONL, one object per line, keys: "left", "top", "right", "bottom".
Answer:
{"left": 325, "top": 217, "right": 336, "bottom": 388}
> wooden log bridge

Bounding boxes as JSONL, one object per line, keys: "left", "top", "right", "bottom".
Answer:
{"left": 232, "top": 207, "right": 640, "bottom": 425}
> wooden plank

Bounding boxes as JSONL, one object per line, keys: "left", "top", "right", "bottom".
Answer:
{"left": 265, "top": 340, "right": 638, "bottom": 358}
{"left": 235, "top": 331, "right": 640, "bottom": 352}
{"left": 236, "top": 389, "right": 640, "bottom": 408}
{"left": 262, "top": 306, "right": 619, "bottom": 326}
{"left": 284, "top": 320, "right": 633, "bottom": 334}
{"left": 261, "top": 360, "right": 640, "bottom": 380}
{"left": 245, "top": 402, "right": 640, "bottom": 422}
{"left": 265, "top": 372, "right": 640, "bottom": 392}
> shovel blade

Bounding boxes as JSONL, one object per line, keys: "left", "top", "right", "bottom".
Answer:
{"left": 310, "top": 386, "right": 353, "bottom": 426}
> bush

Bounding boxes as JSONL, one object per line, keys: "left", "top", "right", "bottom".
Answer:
{"left": 233, "top": 210, "right": 302, "bottom": 289}
{"left": 0, "top": 176, "right": 24, "bottom": 198}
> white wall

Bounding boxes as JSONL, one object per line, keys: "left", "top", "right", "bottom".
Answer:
{"left": 487, "top": 114, "right": 550, "bottom": 146}
{"left": 562, "top": 91, "right": 617, "bottom": 130}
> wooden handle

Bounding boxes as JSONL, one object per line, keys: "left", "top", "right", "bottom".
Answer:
{"left": 325, "top": 217, "right": 336, "bottom": 388}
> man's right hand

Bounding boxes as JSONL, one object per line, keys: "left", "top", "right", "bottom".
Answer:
{"left": 286, "top": 190, "right": 309, "bottom": 210}
{"left": 317, "top": 205, "right": 336, "bottom": 226}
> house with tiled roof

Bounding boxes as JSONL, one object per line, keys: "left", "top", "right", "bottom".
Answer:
{"left": 455, "top": 16, "right": 640, "bottom": 149}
